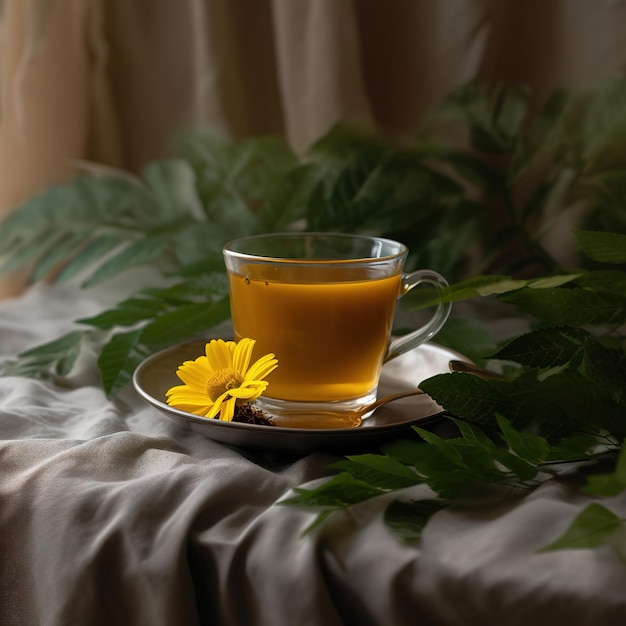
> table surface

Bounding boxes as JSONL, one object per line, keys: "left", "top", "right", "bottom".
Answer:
{"left": 2, "top": 283, "right": 626, "bottom": 626}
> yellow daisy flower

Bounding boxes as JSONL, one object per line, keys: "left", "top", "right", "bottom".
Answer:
{"left": 165, "top": 338, "right": 278, "bottom": 421}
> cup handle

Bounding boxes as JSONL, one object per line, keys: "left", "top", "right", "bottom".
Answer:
{"left": 384, "top": 269, "right": 451, "bottom": 362}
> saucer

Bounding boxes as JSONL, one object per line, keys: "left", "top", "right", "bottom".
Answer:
{"left": 133, "top": 339, "right": 468, "bottom": 454}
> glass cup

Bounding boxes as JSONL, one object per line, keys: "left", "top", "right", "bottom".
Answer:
{"left": 223, "top": 233, "right": 451, "bottom": 425}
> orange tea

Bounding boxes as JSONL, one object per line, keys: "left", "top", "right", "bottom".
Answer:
{"left": 223, "top": 233, "right": 450, "bottom": 424}
{"left": 228, "top": 270, "right": 401, "bottom": 402}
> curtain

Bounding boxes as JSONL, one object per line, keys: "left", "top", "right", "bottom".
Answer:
{"left": 2, "top": 0, "right": 626, "bottom": 297}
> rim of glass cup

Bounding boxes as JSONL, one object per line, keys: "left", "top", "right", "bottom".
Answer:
{"left": 222, "top": 232, "right": 408, "bottom": 266}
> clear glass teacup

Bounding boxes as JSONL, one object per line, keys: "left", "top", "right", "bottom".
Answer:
{"left": 223, "top": 232, "right": 451, "bottom": 424}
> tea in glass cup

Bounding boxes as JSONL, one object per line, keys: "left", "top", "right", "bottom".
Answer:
{"left": 223, "top": 233, "right": 450, "bottom": 425}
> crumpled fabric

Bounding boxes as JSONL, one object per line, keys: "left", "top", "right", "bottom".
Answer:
{"left": 1, "top": 283, "right": 626, "bottom": 626}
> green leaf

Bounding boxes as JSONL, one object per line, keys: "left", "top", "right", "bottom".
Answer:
{"left": 3, "top": 331, "right": 84, "bottom": 378}
{"left": 383, "top": 499, "right": 446, "bottom": 542}
{"left": 0, "top": 176, "right": 156, "bottom": 285}
{"left": 381, "top": 438, "right": 426, "bottom": 465}
{"left": 490, "top": 448, "right": 539, "bottom": 481}
{"left": 520, "top": 180, "right": 555, "bottom": 224}
{"left": 419, "top": 373, "right": 505, "bottom": 424}
{"left": 171, "top": 257, "right": 228, "bottom": 279}
{"left": 582, "top": 474, "right": 626, "bottom": 498}
{"left": 496, "top": 414, "right": 550, "bottom": 465}
{"left": 69, "top": 175, "right": 154, "bottom": 223}
{"left": 382, "top": 437, "right": 493, "bottom": 498}
{"left": 410, "top": 445, "right": 498, "bottom": 498}
{"left": 52, "top": 233, "right": 125, "bottom": 283}
{"left": 404, "top": 275, "right": 530, "bottom": 310}
{"left": 493, "top": 326, "right": 588, "bottom": 369}
{"left": 412, "top": 427, "right": 508, "bottom": 492}
{"left": 77, "top": 297, "right": 169, "bottom": 330}
{"left": 306, "top": 149, "right": 397, "bottom": 231}
{"left": 581, "top": 338, "right": 626, "bottom": 407}
{"left": 281, "top": 473, "right": 384, "bottom": 508}
{"left": 583, "top": 171, "right": 626, "bottom": 225}
{"left": 180, "top": 132, "right": 297, "bottom": 229}
{"left": 582, "top": 446, "right": 626, "bottom": 497}
{"left": 81, "top": 237, "right": 169, "bottom": 288}
{"left": 538, "top": 503, "right": 626, "bottom": 563}
{"left": 443, "top": 152, "right": 505, "bottom": 194}
{"left": 77, "top": 275, "right": 230, "bottom": 331}
{"left": 256, "top": 163, "right": 320, "bottom": 231}
{"left": 330, "top": 454, "right": 423, "bottom": 490}
{"left": 510, "top": 87, "right": 571, "bottom": 183}
{"left": 170, "top": 221, "right": 236, "bottom": 266}
{"left": 421, "top": 369, "right": 613, "bottom": 443}
{"left": 306, "top": 141, "right": 465, "bottom": 236}
{"left": 429, "top": 317, "right": 497, "bottom": 364}
{"left": 532, "top": 370, "right": 626, "bottom": 441}
{"left": 299, "top": 509, "right": 336, "bottom": 536}
{"left": 554, "top": 79, "right": 626, "bottom": 172}
{"left": 0, "top": 186, "right": 82, "bottom": 248}
{"left": 139, "top": 297, "right": 231, "bottom": 350}
{"left": 574, "top": 230, "right": 626, "bottom": 264}
{"left": 500, "top": 287, "right": 626, "bottom": 326}
{"left": 577, "top": 79, "right": 626, "bottom": 177}
{"left": 97, "top": 329, "right": 151, "bottom": 398}
{"left": 30, "top": 231, "right": 88, "bottom": 282}
{"left": 546, "top": 434, "right": 602, "bottom": 462}
{"left": 142, "top": 273, "right": 229, "bottom": 301}
{"left": 442, "top": 80, "right": 530, "bottom": 153}
{"left": 446, "top": 417, "right": 496, "bottom": 451}
{"left": 527, "top": 274, "right": 581, "bottom": 289}
{"left": 412, "top": 427, "right": 467, "bottom": 466}
{"left": 0, "top": 230, "right": 64, "bottom": 274}
{"left": 405, "top": 199, "right": 485, "bottom": 277}
{"left": 142, "top": 159, "right": 205, "bottom": 220}
{"left": 574, "top": 269, "right": 626, "bottom": 295}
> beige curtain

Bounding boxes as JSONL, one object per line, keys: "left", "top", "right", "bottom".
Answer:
{"left": 2, "top": 0, "right": 626, "bottom": 297}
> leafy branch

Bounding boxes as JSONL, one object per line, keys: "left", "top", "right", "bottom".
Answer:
{"left": 0, "top": 119, "right": 483, "bottom": 393}
{"left": 284, "top": 229, "right": 626, "bottom": 556}
{"left": 3, "top": 79, "right": 626, "bottom": 393}
{"left": 2, "top": 79, "right": 626, "bottom": 557}
{"left": 282, "top": 416, "right": 618, "bottom": 537}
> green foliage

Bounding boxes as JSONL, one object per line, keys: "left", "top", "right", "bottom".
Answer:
{"left": 574, "top": 229, "right": 626, "bottom": 264}
{"left": 537, "top": 446, "right": 626, "bottom": 562}
{"left": 423, "top": 317, "right": 497, "bottom": 366}
{"left": 383, "top": 500, "right": 446, "bottom": 542}
{"left": 286, "top": 228, "right": 626, "bottom": 547}
{"left": 2, "top": 79, "right": 626, "bottom": 556}
{"left": 539, "top": 503, "right": 626, "bottom": 563}
{"left": 284, "top": 414, "right": 617, "bottom": 539}
{"left": 5, "top": 271, "right": 231, "bottom": 397}
{"left": 3, "top": 331, "right": 84, "bottom": 378}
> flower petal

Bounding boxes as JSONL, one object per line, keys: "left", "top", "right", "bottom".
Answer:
{"left": 175, "top": 359, "right": 211, "bottom": 388}
{"left": 244, "top": 353, "right": 278, "bottom": 382}
{"left": 232, "top": 338, "right": 255, "bottom": 375}
{"left": 174, "top": 403, "right": 214, "bottom": 416}
{"left": 166, "top": 388, "right": 214, "bottom": 404}
{"left": 206, "top": 396, "right": 226, "bottom": 419}
{"left": 205, "top": 339, "right": 233, "bottom": 372}
{"left": 166, "top": 383, "right": 189, "bottom": 397}
{"left": 219, "top": 396, "right": 237, "bottom": 421}
{"left": 227, "top": 385, "right": 265, "bottom": 400}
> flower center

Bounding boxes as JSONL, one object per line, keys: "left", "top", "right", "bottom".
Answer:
{"left": 206, "top": 368, "right": 244, "bottom": 401}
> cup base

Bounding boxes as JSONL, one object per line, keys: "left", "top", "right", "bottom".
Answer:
{"left": 256, "top": 391, "right": 378, "bottom": 429}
